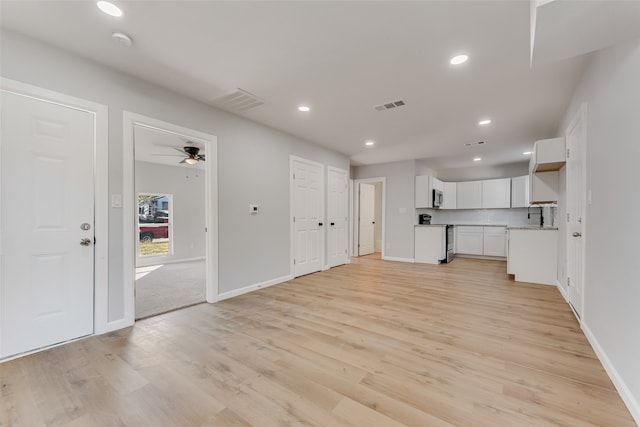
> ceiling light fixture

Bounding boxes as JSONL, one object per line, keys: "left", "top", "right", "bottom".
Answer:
{"left": 473, "top": 157, "right": 482, "bottom": 162}
{"left": 298, "top": 105, "right": 310, "bottom": 112}
{"left": 450, "top": 54, "right": 468, "bottom": 65}
{"left": 478, "top": 119, "right": 491, "bottom": 125}
{"left": 97, "top": 1, "right": 122, "bottom": 17}
{"left": 523, "top": 151, "right": 532, "bottom": 155}
{"left": 365, "top": 141, "right": 375, "bottom": 146}
{"left": 185, "top": 157, "right": 198, "bottom": 165}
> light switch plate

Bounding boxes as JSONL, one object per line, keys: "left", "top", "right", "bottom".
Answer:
{"left": 112, "top": 194, "right": 122, "bottom": 208}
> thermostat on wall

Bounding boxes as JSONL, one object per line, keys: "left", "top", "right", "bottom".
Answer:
{"left": 250, "top": 204, "right": 258, "bottom": 214}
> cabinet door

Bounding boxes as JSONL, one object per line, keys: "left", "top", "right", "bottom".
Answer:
{"left": 456, "top": 181, "right": 482, "bottom": 209}
{"left": 414, "top": 226, "right": 445, "bottom": 264}
{"left": 530, "top": 171, "right": 558, "bottom": 204}
{"left": 455, "top": 226, "right": 484, "bottom": 254}
{"left": 415, "top": 175, "right": 430, "bottom": 208}
{"left": 483, "top": 227, "right": 506, "bottom": 256}
{"left": 442, "top": 182, "right": 457, "bottom": 209}
{"left": 482, "top": 178, "right": 511, "bottom": 208}
{"left": 430, "top": 177, "right": 444, "bottom": 192}
{"left": 511, "top": 175, "right": 529, "bottom": 208}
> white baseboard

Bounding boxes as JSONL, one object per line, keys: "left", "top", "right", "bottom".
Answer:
{"left": 382, "top": 256, "right": 415, "bottom": 263}
{"left": 556, "top": 280, "right": 569, "bottom": 303}
{"left": 216, "top": 274, "right": 293, "bottom": 302}
{"left": 582, "top": 322, "right": 640, "bottom": 425}
{"left": 137, "top": 256, "right": 205, "bottom": 268}
{"left": 95, "top": 317, "right": 134, "bottom": 335}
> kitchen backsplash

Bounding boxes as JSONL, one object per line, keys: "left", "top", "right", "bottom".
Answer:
{"left": 418, "top": 206, "right": 557, "bottom": 227}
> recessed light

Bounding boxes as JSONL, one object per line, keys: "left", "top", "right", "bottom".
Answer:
{"left": 365, "top": 140, "right": 375, "bottom": 146}
{"left": 111, "top": 32, "right": 133, "bottom": 47}
{"left": 523, "top": 151, "right": 532, "bottom": 155}
{"left": 97, "top": 1, "right": 122, "bottom": 17}
{"left": 450, "top": 54, "right": 468, "bottom": 65}
{"left": 298, "top": 105, "right": 310, "bottom": 112}
{"left": 478, "top": 119, "right": 491, "bottom": 125}
{"left": 473, "top": 157, "right": 482, "bottom": 162}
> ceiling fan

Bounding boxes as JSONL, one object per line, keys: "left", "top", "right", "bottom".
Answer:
{"left": 153, "top": 145, "right": 205, "bottom": 164}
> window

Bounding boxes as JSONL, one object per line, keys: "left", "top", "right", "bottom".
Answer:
{"left": 137, "top": 194, "right": 172, "bottom": 257}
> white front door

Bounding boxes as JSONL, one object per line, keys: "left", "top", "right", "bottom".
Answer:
{"left": 566, "top": 104, "right": 587, "bottom": 318}
{"left": 0, "top": 91, "right": 95, "bottom": 358}
{"left": 328, "top": 167, "right": 348, "bottom": 267}
{"left": 292, "top": 157, "right": 324, "bottom": 277}
{"left": 358, "top": 183, "right": 375, "bottom": 256}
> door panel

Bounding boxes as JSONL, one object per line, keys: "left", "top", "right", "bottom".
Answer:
{"left": 328, "top": 168, "right": 348, "bottom": 267}
{"left": 358, "top": 183, "right": 375, "bottom": 256}
{"left": 292, "top": 158, "right": 323, "bottom": 277}
{"left": 1, "top": 91, "right": 95, "bottom": 358}
{"left": 566, "top": 105, "right": 586, "bottom": 318}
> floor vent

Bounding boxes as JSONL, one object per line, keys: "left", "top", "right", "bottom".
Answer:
{"left": 213, "top": 88, "right": 265, "bottom": 113}
{"left": 374, "top": 99, "right": 406, "bottom": 111}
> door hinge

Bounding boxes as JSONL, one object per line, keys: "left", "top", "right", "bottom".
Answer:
{"left": 293, "top": 173, "right": 296, "bottom": 180}
{"left": 345, "top": 249, "right": 347, "bottom": 254}
{"left": 293, "top": 216, "right": 296, "bottom": 223}
{"left": 567, "top": 213, "right": 570, "bottom": 222}
{"left": 566, "top": 148, "right": 570, "bottom": 158}
{"left": 567, "top": 277, "right": 571, "bottom": 287}
{"left": 293, "top": 259, "right": 296, "bottom": 265}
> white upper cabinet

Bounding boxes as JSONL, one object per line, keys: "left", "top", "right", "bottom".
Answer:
{"left": 456, "top": 181, "right": 482, "bottom": 209}
{"left": 530, "top": 171, "right": 559, "bottom": 204}
{"left": 511, "top": 175, "right": 529, "bottom": 208}
{"left": 530, "top": 137, "right": 566, "bottom": 172}
{"left": 415, "top": 175, "right": 431, "bottom": 208}
{"left": 431, "top": 177, "right": 444, "bottom": 192}
{"left": 442, "top": 182, "right": 457, "bottom": 209}
{"left": 481, "top": 178, "right": 511, "bottom": 209}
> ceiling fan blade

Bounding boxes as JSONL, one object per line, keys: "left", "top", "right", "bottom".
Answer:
{"left": 179, "top": 158, "right": 187, "bottom": 164}
{"left": 173, "top": 147, "right": 187, "bottom": 154}
{"left": 198, "top": 154, "right": 206, "bottom": 161}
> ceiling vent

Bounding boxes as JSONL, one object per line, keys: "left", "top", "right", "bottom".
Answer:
{"left": 465, "top": 141, "right": 486, "bottom": 147}
{"left": 213, "top": 88, "right": 265, "bottom": 113}
{"left": 374, "top": 99, "right": 406, "bottom": 111}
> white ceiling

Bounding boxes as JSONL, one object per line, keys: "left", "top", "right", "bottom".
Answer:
{"left": 134, "top": 125, "right": 205, "bottom": 169}
{"left": 1, "top": 1, "right": 612, "bottom": 168}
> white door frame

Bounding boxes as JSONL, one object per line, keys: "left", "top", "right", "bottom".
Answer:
{"left": 352, "top": 177, "right": 386, "bottom": 258}
{"left": 327, "top": 166, "right": 349, "bottom": 268}
{"left": 0, "top": 77, "right": 110, "bottom": 335}
{"left": 566, "top": 103, "right": 588, "bottom": 320}
{"left": 123, "top": 112, "right": 218, "bottom": 326}
{"left": 290, "top": 155, "right": 325, "bottom": 277}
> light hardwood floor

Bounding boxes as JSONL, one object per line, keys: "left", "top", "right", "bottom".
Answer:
{"left": 1, "top": 257, "right": 635, "bottom": 426}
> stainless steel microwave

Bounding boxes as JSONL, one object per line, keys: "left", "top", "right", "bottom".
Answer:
{"left": 433, "top": 189, "right": 443, "bottom": 208}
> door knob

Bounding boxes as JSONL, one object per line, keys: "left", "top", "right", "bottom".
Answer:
{"left": 330, "top": 222, "right": 335, "bottom": 226}
{"left": 572, "top": 232, "right": 582, "bottom": 237}
{"left": 318, "top": 222, "right": 323, "bottom": 226}
{"left": 80, "top": 238, "right": 92, "bottom": 246}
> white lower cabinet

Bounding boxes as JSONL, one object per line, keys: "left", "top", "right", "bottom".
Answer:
{"left": 455, "top": 226, "right": 484, "bottom": 255}
{"left": 414, "top": 226, "right": 445, "bottom": 264}
{"left": 508, "top": 229, "right": 558, "bottom": 285}
{"left": 456, "top": 226, "right": 506, "bottom": 257}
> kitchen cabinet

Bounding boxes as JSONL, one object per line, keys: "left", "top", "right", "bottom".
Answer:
{"left": 442, "top": 182, "right": 457, "bottom": 209}
{"left": 483, "top": 226, "right": 507, "bottom": 257}
{"left": 415, "top": 175, "right": 430, "bottom": 208}
{"left": 511, "top": 175, "right": 529, "bottom": 208}
{"left": 529, "top": 171, "right": 558, "bottom": 204}
{"left": 455, "top": 226, "right": 484, "bottom": 255}
{"left": 508, "top": 228, "right": 558, "bottom": 285}
{"left": 414, "top": 226, "right": 445, "bottom": 264}
{"left": 530, "top": 137, "right": 565, "bottom": 172}
{"left": 482, "top": 178, "right": 511, "bottom": 209}
{"left": 456, "top": 181, "right": 482, "bottom": 209}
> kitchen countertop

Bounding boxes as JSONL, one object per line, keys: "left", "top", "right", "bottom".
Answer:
{"left": 415, "top": 224, "right": 447, "bottom": 227}
{"left": 450, "top": 224, "right": 507, "bottom": 227}
{"left": 507, "top": 226, "right": 558, "bottom": 230}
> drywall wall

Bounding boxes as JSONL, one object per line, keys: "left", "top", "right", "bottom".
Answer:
{"left": 558, "top": 37, "right": 640, "bottom": 422}
{"left": 436, "top": 162, "right": 529, "bottom": 182}
{"left": 0, "top": 30, "right": 349, "bottom": 323}
{"left": 421, "top": 207, "right": 555, "bottom": 228}
{"left": 135, "top": 161, "right": 206, "bottom": 266}
{"left": 353, "top": 160, "right": 416, "bottom": 261}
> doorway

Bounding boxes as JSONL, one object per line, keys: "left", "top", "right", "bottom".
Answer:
{"left": 0, "top": 79, "right": 108, "bottom": 359}
{"left": 352, "top": 178, "right": 385, "bottom": 258}
{"left": 327, "top": 166, "right": 349, "bottom": 268}
{"left": 123, "top": 112, "right": 218, "bottom": 324}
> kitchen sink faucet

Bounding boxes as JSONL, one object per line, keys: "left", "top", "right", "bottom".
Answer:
{"left": 528, "top": 204, "right": 544, "bottom": 227}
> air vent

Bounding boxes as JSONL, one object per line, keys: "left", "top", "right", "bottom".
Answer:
{"left": 374, "top": 99, "right": 406, "bottom": 111}
{"left": 465, "top": 141, "right": 486, "bottom": 147}
{"left": 213, "top": 88, "right": 265, "bottom": 113}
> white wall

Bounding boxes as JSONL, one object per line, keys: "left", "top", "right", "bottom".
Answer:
{"left": 0, "top": 30, "right": 349, "bottom": 322}
{"left": 353, "top": 160, "right": 416, "bottom": 261}
{"left": 135, "top": 161, "right": 205, "bottom": 266}
{"left": 558, "top": 37, "right": 640, "bottom": 422}
{"left": 436, "top": 162, "right": 529, "bottom": 182}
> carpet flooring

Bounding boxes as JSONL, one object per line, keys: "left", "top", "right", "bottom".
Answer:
{"left": 135, "top": 260, "right": 205, "bottom": 319}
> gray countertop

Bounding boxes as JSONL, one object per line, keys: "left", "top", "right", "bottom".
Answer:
{"left": 415, "top": 224, "right": 447, "bottom": 227}
{"left": 507, "top": 226, "right": 559, "bottom": 230}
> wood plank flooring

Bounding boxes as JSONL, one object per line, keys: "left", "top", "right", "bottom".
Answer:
{"left": 1, "top": 256, "right": 635, "bottom": 426}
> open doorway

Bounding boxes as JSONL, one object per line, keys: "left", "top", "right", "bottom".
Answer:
{"left": 352, "top": 178, "right": 385, "bottom": 259}
{"left": 133, "top": 125, "right": 207, "bottom": 319}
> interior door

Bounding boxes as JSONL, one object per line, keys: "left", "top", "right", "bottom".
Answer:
{"left": 358, "top": 183, "right": 375, "bottom": 256}
{"left": 566, "top": 105, "right": 587, "bottom": 318}
{"left": 292, "top": 157, "right": 324, "bottom": 277}
{"left": 0, "top": 91, "right": 95, "bottom": 358}
{"left": 328, "top": 167, "right": 348, "bottom": 267}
